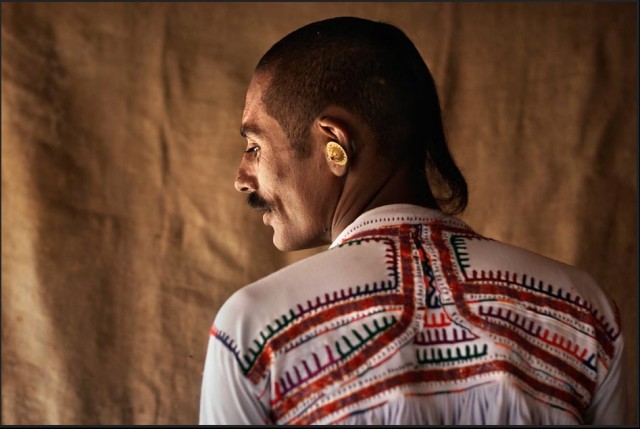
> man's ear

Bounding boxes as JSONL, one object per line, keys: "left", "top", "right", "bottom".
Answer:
{"left": 316, "top": 115, "right": 353, "bottom": 178}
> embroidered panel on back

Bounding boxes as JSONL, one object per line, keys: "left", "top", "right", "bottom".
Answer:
{"left": 211, "top": 218, "right": 620, "bottom": 424}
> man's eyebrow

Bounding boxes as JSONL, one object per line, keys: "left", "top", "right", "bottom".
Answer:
{"left": 240, "top": 124, "right": 263, "bottom": 139}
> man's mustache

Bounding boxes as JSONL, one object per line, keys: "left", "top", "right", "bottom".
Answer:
{"left": 247, "top": 192, "right": 272, "bottom": 211}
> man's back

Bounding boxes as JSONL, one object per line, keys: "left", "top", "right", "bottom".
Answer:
{"left": 200, "top": 204, "right": 624, "bottom": 424}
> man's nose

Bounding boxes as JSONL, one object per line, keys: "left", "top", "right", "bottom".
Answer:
{"left": 234, "top": 163, "right": 256, "bottom": 193}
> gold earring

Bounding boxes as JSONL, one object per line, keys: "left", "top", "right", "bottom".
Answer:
{"left": 326, "top": 141, "right": 348, "bottom": 166}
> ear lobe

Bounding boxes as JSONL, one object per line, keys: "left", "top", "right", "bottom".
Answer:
{"left": 324, "top": 141, "right": 349, "bottom": 177}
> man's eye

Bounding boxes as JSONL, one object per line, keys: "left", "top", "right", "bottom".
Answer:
{"left": 245, "top": 146, "right": 260, "bottom": 155}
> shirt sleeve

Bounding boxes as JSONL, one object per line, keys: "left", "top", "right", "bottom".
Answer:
{"left": 584, "top": 327, "right": 626, "bottom": 424}
{"left": 199, "top": 329, "right": 271, "bottom": 425}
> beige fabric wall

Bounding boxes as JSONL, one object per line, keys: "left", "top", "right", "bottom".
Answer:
{"left": 1, "top": 2, "right": 636, "bottom": 424}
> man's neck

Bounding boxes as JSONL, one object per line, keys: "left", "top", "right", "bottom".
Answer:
{"left": 330, "top": 163, "right": 438, "bottom": 242}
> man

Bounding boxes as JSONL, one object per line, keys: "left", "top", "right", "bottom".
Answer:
{"left": 200, "top": 17, "right": 624, "bottom": 425}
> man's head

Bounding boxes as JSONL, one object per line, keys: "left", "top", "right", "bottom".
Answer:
{"left": 235, "top": 73, "right": 347, "bottom": 251}
{"left": 234, "top": 17, "right": 468, "bottom": 251}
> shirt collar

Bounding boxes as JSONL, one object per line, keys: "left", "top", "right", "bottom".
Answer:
{"left": 329, "top": 204, "right": 471, "bottom": 249}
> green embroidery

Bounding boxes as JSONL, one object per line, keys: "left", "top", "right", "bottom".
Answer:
{"left": 416, "top": 343, "right": 488, "bottom": 365}
{"left": 336, "top": 315, "right": 398, "bottom": 359}
{"left": 450, "top": 235, "right": 470, "bottom": 271}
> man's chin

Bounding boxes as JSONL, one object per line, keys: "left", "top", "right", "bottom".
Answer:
{"left": 273, "top": 236, "right": 299, "bottom": 252}
{"left": 271, "top": 230, "right": 328, "bottom": 253}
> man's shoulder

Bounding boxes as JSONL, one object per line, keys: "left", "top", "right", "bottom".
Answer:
{"left": 454, "top": 232, "right": 607, "bottom": 301}
{"left": 450, "top": 231, "right": 621, "bottom": 336}
{"left": 214, "top": 236, "right": 393, "bottom": 340}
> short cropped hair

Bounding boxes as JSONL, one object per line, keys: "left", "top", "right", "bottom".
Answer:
{"left": 255, "top": 16, "right": 468, "bottom": 214}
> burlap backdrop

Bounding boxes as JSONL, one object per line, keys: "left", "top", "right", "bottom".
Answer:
{"left": 1, "top": 2, "right": 636, "bottom": 424}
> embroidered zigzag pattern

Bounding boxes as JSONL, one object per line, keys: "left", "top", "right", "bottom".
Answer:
{"left": 269, "top": 226, "right": 420, "bottom": 422}
{"left": 450, "top": 235, "right": 619, "bottom": 342}
{"left": 414, "top": 326, "right": 478, "bottom": 346}
{"left": 277, "top": 315, "right": 398, "bottom": 398}
{"left": 478, "top": 305, "right": 591, "bottom": 364}
{"left": 210, "top": 219, "right": 621, "bottom": 425}
{"left": 230, "top": 239, "right": 401, "bottom": 375}
{"left": 416, "top": 343, "right": 489, "bottom": 364}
